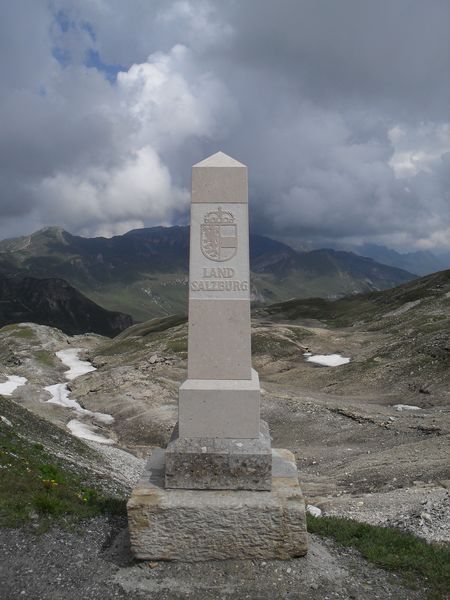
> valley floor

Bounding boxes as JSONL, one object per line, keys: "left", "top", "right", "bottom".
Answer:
{"left": 0, "top": 308, "right": 449, "bottom": 598}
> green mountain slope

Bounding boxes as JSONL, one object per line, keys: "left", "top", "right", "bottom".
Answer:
{"left": 0, "top": 277, "right": 132, "bottom": 336}
{"left": 259, "top": 269, "right": 450, "bottom": 390}
{"left": 0, "top": 226, "right": 416, "bottom": 321}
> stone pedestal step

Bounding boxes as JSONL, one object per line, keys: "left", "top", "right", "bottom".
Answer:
{"left": 166, "top": 419, "right": 272, "bottom": 491}
{"left": 128, "top": 447, "right": 308, "bottom": 561}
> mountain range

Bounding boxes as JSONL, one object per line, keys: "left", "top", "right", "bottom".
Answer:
{"left": 337, "top": 243, "right": 449, "bottom": 276}
{"left": 0, "top": 226, "right": 417, "bottom": 321}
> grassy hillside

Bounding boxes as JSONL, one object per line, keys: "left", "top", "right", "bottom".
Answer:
{"left": 0, "top": 395, "right": 126, "bottom": 530}
{"left": 262, "top": 269, "right": 450, "bottom": 326}
{"left": 258, "top": 269, "right": 450, "bottom": 392}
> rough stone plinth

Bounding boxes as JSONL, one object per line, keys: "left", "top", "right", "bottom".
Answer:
{"left": 128, "top": 447, "right": 308, "bottom": 561}
{"left": 165, "top": 420, "right": 272, "bottom": 491}
{"left": 178, "top": 368, "right": 261, "bottom": 439}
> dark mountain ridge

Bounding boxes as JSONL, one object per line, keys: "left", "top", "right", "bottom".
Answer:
{"left": 0, "top": 276, "right": 132, "bottom": 336}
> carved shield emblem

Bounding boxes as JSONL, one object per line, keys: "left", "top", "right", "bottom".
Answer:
{"left": 200, "top": 207, "right": 237, "bottom": 262}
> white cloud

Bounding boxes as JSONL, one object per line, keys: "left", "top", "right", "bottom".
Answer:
{"left": 0, "top": 28, "right": 234, "bottom": 237}
{"left": 388, "top": 123, "right": 450, "bottom": 178}
{"left": 38, "top": 146, "right": 189, "bottom": 234}
{"left": 117, "top": 45, "right": 235, "bottom": 151}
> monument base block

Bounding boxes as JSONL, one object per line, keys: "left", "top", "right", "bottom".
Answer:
{"left": 178, "top": 369, "right": 261, "bottom": 439}
{"left": 165, "top": 420, "right": 272, "bottom": 491}
{"left": 127, "top": 447, "right": 308, "bottom": 561}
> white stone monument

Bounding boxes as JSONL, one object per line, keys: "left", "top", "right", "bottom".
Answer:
{"left": 165, "top": 152, "right": 271, "bottom": 491}
{"left": 127, "top": 152, "right": 307, "bottom": 560}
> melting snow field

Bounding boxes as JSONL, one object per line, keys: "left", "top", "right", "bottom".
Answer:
{"left": 44, "top": 383, "right": 113, "bottom": 424}
{"left": 306, "top": 505, "right": 323, "bottom": 517}
{"left": 44, "top": 383, "right": 78, "bottom": 410}
{"left": 67, "top": 419, "right": 114, "bottom": 445}
{"left": 56, "top": 348, "right": 97, "bottom": 380}
{"left": 45, "top": 348, "right": 114, "bottom": 444}
{"left": 0, "top": 375, "right": 28, "bottom": 396}
{"left": 306, "top": 353, "right": 350, "bottom": 367}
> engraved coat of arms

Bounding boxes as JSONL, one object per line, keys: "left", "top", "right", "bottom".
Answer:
{"left": 200, "top": 207, "right": 237, "bottom": 262}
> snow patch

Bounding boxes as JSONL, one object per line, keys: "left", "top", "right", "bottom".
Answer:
{"left": 47, "top": 349, "right": 114, "bottom": 441}
{"left": 306, "top": 354, "right": 350, "bottom": 367}
{"left": 44, "top": 383, "right": 113, "bottom": 424}
{"left": 56, "top": 348, "right": 96, "bottom": 380}
{"left": 44, "top": 383, "right": 76, "bottom": 410}
{"left": 307, "top": 505, "right": 322, "bottom": 517}
{"left": 393, "top": 404, "right": 421, "bottom": 412}
{"left": 67, "top": 419, "right": 114, "bottom": 445}
{"left": 1, "top": 415, "right": 12, "bottom": 427}
{"left": 0, "top": 375, "right": 27, "bottom": 396}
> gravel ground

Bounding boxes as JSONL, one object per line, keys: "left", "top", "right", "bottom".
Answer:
{"left": 0, "top": 517, "right": 427, "bottom": 600}
{"left": 86, "top": 441, "right": 145, "bottom": 491}
{"left": 323, "top": 484, "right": 450, "bottom": 544}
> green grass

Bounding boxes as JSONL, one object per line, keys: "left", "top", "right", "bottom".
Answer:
{"left": 33, "top": 350, "right": 55, "bottom": 366}
{"left": 251, "top": 332, "right": 299, "bottom": 358}
{"left": 95, "top": 337, "right": 144, "bottom": 357}
{"left": 0, "top": 324, "right": 36, "bottom": 339}
{"left": 0, "top": 424, "right": 126, "bottom": 531}
{"left": 15, "top": 327, "right": 36, "bottom": 339}
{"left": 308, "top": 515, "right": 450, "bottom": 599}
{"left": 94, "top": 315, "right": 188, "bottom": 357}
{"left": 167, "top": 337, "right": 188, "bottom": 353}
{"left": 115, "top": 314, "right": 187, "bottom": 341}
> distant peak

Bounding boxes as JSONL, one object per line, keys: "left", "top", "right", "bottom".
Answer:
{"left": 193, "top": 151, "right": 246, "bottom": 168}
{"left": 33, "top": 226, "right": 65, "bottom": 235}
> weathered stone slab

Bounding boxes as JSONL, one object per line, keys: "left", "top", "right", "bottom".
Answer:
{"left": 128, "top": 447, "right": 308, "bottom": 561}
{"left": 187, "top": 298, "right": 251, "bottom": 380}
{"left": 179, "top": 368, "right": 261, "bottom": 438}
{"left": 165, "top": 419, "right": 271, "bottom": 490}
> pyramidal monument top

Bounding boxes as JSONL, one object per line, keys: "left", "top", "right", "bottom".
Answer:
{"left": 192, "top": 151, "right": 248, "bottom": 203}
{"left": 193, "top": 151, "right": 246, "bottom": 168}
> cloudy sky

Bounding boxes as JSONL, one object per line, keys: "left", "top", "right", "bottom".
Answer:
{"left": 1, "top": 1, "right": 449, "bottom": 252}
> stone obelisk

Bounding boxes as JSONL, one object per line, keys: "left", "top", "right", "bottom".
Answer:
{"left": 165, "top": 151, "right": 272, "bottom": 490}
{"left": 127, "top": 152, "right": 307, "bottom": 561}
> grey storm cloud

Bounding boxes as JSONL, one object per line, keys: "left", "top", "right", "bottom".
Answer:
{"left": 0, "top": 0, "right": 448, "bottom": 250}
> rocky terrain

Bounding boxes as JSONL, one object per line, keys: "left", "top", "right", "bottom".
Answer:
{"left": 0, "top": 270, "right": 449, "bottom": 598}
